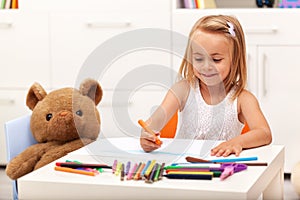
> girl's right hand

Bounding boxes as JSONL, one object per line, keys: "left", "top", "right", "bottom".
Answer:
{"left": 140, "top": 129, "right": 162, "bottom": 152}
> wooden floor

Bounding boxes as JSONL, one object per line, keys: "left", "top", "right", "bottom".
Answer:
{"left": 0, "top": 166, "right": 299, "bottom": 200}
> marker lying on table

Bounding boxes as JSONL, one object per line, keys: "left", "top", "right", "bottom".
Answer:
{"left": 54, "top": 166, "right": 96, "bottom": 176}
{"left": 138, "top": 119, "right": 162, "bottom": 145}
{"left": 185, "top": 156, "right": 268, "bottom": 166}
{"left": 164, "top": 171, "right": 213, "bottom": 180}
{"left": 55, "top": 162, "right": 112, "bottom": 169}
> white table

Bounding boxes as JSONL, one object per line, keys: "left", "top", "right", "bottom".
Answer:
{"left": 18, "top": 137, "right": 284, "bottom": 200}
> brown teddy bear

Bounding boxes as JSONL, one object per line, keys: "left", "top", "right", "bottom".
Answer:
{"left": 6, "top": 79, "right": 103, "bottom": 180}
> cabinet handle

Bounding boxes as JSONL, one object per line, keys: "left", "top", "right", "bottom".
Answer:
{"left": 0, "top": 99, "right": 15, "bottom": 105}
{"left": 86, "top": 21, "right": 131, "bottom": 28}
{"left": 0, "top": 22, "right": 12, "bottom": 29}
{"left": 245, "top": 26, "right": 278, "bottom": 34}
{"left": 262, "top": 54, "right": 267, "bottom": 97}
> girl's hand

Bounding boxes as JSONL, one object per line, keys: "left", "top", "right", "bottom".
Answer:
{"left": 210, "top": 141, "right": 242, "bottom": 157}
{"left": 140, "top": 129, "right": 162, "bottom": 152}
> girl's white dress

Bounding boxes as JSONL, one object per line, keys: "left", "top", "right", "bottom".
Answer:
{"left": 177, "top": 82, "right": 244, "bottom": 140}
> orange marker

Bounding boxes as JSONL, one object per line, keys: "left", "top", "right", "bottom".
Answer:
{"left": 54, "top": 166, "right": 95, "bottom": 176}
{"left": 138, "top": 120, "right": 162, "bottom": 145}
{"left": 134, "top": 162, "right": 146, "bottom": 180}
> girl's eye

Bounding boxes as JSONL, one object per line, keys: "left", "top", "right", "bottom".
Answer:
{"left": 76, "top": 110, "right": 83, "bottom": 116}
{"left": 213, "top": 58, "right": 222, "bottom": 63}
{"left": 194, "top": 57, "right": 204, "bottom": 62}
{"left": 46, "top": 113, "right": 52, "bottom": 121}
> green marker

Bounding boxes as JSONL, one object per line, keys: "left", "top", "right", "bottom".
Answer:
{"left": 154, "top": 164, "right": 161, "bottom": 181}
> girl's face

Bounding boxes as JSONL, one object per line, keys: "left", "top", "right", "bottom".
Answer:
{"left": 191, "top": 30, "right": 232, "bottom": 87}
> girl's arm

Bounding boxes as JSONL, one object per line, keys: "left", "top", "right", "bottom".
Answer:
{"left": 211, "top": 89, "right": 272, "bottom": 157}
{"left": 140, "top": 80, "right": 189, "bottom": 152}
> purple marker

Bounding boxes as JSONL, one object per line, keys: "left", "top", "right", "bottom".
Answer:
{"left": 112, "top": 160, "right": 118, "bottom": 174}
{"left": 125, "top": 161, "right": 131, "bottom": 175}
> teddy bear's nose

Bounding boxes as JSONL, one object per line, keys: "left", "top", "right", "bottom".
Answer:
{"left": 59, "top": 111, "right": 68, "bottom": 116}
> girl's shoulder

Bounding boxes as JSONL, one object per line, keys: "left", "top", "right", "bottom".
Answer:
{"left": 237, "top": 89, "right": 260, "bottom": 111}
{"left": 238, "top": 89, "right": 258, "bottom": 102}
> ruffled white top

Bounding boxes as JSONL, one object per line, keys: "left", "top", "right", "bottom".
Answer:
{"left": 177, "top": 81, "right": 244, "bottom": 140}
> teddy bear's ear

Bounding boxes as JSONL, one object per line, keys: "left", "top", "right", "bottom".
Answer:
{"left": 26, "top": 82, "right": 47, "bottom": 110}
{"left": 80, "top": 79, "right": 103, "bottom": 105}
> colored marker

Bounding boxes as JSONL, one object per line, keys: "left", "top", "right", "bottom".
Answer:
{"left": 141, "top": 160, "right": 151, "bottom": 178}
{"left": 164, "top": 172, "right": 213, "bottom": 180}
{"left": 55, "top": 162, "right": 112, "bottom": 169}
{"left": 120, "top": 163, "right": 125, "bottom": 181}
{"left": 54, "top": 166, "right": 95, "bottom": 176}
{"left": 138, "top": 120, "right": 162, "bottom": 145}
{"left": 158, "top": 163, "right": 165, "bottom": 180}
{"left": 144, "top": 160, "right": 156, "bottom": 179}
{"left": 127, "top": 163, "right": 138, "bottom": 180}
{"left": 115, "top": 162, "right": 122, "bottom": 176}
{"left": 210, "top": 156, "right": 258, "bottom": 163}
{"left": 186, "top": 156, "right": 258, "bottom": 163}
{"left": 154, "top": 164, "right": 161, "bottom": 181}
{"left": 134, "top": 162, "right": 145, "bottom": 180}
{"left": 146, "top": 163, "right": 158, "bottom": 183}
{"left": 125, "top": 161, "right": 131, "bottom": 175}
{"left": 112, "top": 160, "right": 118, "bottom": 173}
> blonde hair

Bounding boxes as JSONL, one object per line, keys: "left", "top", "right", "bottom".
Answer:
{"left": 178, "top": 15, "right": 247, "bottom": 100}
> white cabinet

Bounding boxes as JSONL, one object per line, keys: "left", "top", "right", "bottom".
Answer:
{"left": 0, "top": 0, "right": 172, "bottom": 164}
{"left": 0, "top": 10, "right": 51, "bottom": 89}
{"left": 257, "top": 46, "right": 300, "bottom": 172}
{"left": 172, "top": 8, "right": 300, "bottom": 172}
{"left": 49, "top": 1, "right": 171, "bottom": 89}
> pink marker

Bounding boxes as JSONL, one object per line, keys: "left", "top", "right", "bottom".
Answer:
{"left": 127, "top": 163, "right": 138, "bottom": 180}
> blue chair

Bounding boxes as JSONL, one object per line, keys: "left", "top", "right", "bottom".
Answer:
{"left": 4, "top": 114, "right": 37, "bottom": 200}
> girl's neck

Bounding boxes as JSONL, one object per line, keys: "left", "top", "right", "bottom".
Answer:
{"left": 199, "top": 82, "right": 227, "bottom": 105}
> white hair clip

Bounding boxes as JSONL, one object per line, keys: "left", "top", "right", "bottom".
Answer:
{"left": 227, "top": 22, "right": 236, "bottom": 37}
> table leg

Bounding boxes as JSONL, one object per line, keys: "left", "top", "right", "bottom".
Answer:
{"left": 263, "top": 168, "right": 284, "bottom": 200}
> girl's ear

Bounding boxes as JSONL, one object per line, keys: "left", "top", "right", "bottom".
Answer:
{"left": 26, "top": 82, "right": 47, "bottom": 110}
{"left": 79, "top": 78, "right": 103, "bottom": 105}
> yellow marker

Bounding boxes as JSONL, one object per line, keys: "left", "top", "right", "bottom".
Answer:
{"left": 115, "top": 162, "right": 122, "bottom": 176}
{"left": 144, "top": 160, "right": 156, "bottom": 178}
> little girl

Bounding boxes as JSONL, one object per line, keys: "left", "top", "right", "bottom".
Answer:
{"left": 140, "top": 15, "right": 272, "bottom": 157}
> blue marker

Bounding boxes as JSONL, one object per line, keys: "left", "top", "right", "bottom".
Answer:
{"left": 141, "top": 160, "right": 151, "bottom": 177}
{"left": 210, "top": 156, "right": 258, "bottom": 163}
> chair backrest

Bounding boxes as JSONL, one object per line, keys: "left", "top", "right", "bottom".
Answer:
{"left": 160, "top": 112, "right": 178, "bottom": 138}
{"left": 5, "top": 114, "right": 37, "bottom": 161}
{"left": 160, "top": 111, "right": 250, "bottom": 138}
{"left": 5, "top": 114, "right": 37, "bottom": 200}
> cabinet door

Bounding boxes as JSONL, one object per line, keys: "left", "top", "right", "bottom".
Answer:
{"left": 50, "top": 10, "right": 171, "bottom": 90}
{"left": 258, "top": 46, "right": 300, "bottom": 172}
{"left": 246, "top": 45, "right": 258, "bottom": 96}
{"left": 98, "top": 89, "right": 167, "bottom": 138}
{"left": 0, "top": 11, "right": 50, "bottom": 89}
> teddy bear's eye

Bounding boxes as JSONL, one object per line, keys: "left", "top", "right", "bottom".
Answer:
{"left": 76, "top": 110, "right": 83, "bottom": 116}
{"left": 46, "top": 113, "right": 52, "bottom": 121}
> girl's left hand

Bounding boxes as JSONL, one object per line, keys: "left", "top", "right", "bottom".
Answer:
{"left": 210, "top": 141, "right": 242, "bottom": 157}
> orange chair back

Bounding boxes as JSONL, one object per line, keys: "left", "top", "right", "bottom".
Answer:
{"left": 241, "top": 122, "right": 250, "bottom": 134}
{"left": 160, "top": 112, "right": 178, "bottom": 138}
